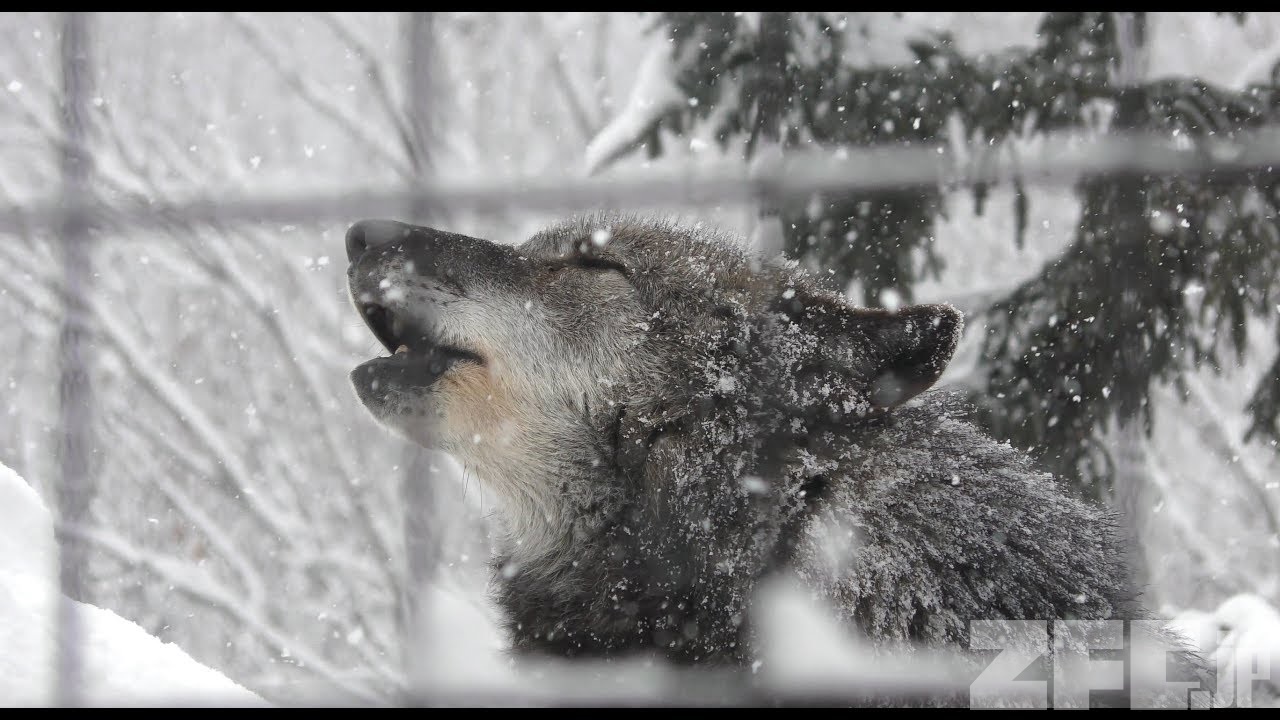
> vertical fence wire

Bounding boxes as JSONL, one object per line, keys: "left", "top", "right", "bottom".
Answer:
{"left": 54, "top": 10, "right": 94, "bottom": 709}
{"left": 400, "top": 10, "right": 437, "bottom": 705}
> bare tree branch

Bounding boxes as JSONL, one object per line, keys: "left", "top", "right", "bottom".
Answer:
{"left": 315, "top": 12, "right": 420, "bottom": 167}
{"left": 226, "top": 12, "right": 415, "bottom": 181}
{"left": 1183, "top": 375, "right": 1280, "bottom": 564}
{"left": 528, "top": 14, "right": 601, "bottom": 142}
{"left": 0, "top": 238, "right": 301, "bottom": 542}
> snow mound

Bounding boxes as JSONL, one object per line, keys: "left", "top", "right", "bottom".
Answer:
{"left": 406, "top": 581, "right": 513, "bottom": 692}
{"left": 751, "top": 576, "right": 969, "bottom": 699}
{"left": 1212, "top": 593, "right": 1280, "bottom": 707}
{"left": 1165, "top": 593, "right": 1280, "bottom": 707}
{"left": 0, "top": 463, "right": 55, "bottom": 581}
{"left": 0, "top": 462, "right": 266, "bottom": 707}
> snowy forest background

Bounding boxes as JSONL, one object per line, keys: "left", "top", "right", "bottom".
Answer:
{"left": 2, "top": 11, "right": 1280, "bottom": 704}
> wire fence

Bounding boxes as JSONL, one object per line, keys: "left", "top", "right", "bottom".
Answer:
{"left": 7, "top": 124, "right": 1280, "bottom": 236}
{"left": 54, "top": 10, "right": 93, "bottom": 709}
{"left": 24, "top": 10, "right": 1276, "bottom": 708}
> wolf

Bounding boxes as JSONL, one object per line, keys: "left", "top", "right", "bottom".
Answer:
{"left": 344, "top": 215, "right": 1202, "bottom": 703}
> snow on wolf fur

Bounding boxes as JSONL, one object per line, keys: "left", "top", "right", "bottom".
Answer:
{"left": 344, "top": 214, "right": 1141, "bottom": 665}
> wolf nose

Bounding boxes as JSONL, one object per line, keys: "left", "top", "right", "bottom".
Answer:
{"left": 346, "top": 219, "right": 410, "bottom": 262}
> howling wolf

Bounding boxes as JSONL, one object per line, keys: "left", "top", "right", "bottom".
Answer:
{"left": 344, "top": 215, "right": 1175, "bottom": 687}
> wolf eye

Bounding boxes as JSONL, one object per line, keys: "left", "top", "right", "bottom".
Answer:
{"left": 546, "top": 253, "right": 629, "bottom": 277}
{"left": 571, "top": 255, "right": 629, "bottom": 275}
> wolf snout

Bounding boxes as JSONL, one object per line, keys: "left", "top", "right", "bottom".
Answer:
{"left": 345, "top": 219, "right": 414, "bottom": 263}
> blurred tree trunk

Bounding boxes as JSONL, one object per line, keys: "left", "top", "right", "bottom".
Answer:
{"left": 1107, "top": 12, "right": 1153, "bottom": 598}
{"left": 1112, "top": 422, "right": 1153, "bottom": 601}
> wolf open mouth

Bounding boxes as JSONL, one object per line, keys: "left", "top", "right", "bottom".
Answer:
{"left": 357, "top": 301, "right": 482, "bottom": 367}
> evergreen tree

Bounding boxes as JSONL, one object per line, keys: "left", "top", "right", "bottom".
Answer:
{"left": 592, "top": 12, "right": 1280, "bottom": 499}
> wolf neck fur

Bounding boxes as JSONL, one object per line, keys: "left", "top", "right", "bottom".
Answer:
{"left": 456, "top": 404, "right": 617, "bottom": 566}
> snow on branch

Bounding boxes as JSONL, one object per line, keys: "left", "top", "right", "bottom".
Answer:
{"left": 583, "top": 33, "right": 684, "bottom": 176}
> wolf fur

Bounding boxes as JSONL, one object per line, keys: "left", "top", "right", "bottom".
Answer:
{"left": 345, "top": 215, "right": 1179, "bottom": 683}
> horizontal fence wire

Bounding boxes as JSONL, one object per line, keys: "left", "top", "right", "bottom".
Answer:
{"left": 3, "top": 126, "right": 1280, "bottom": 236}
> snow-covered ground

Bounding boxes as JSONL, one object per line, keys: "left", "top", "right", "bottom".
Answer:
{"left": 0, "top": 463, "right": 265, "bottom": 707}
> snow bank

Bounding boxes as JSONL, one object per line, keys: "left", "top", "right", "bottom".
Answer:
{"left": 1210, "top": 594, "right": 1280, "bottom": 707}
{"left": 0, "top": 463, "right": 265, "bottom": 707}
{"left": 750, "top": 575, "right": 971, "bottom": 700}
{"left": 405, "top": 580, "right": 513, "bottom": 693}
{"left": 1166, "top": 594, "right": 1280, "bottom": 707}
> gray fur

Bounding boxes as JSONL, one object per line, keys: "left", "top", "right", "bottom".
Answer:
{"left": 345, "top": 214, "right": 1166, "bottom": 676}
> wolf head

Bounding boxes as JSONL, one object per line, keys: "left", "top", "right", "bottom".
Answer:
{"left": 346, "top": 215, "right": 962, "bottom": 555}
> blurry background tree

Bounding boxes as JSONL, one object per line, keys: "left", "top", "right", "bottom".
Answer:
{"left": 587, "top": 11, "right": 1280, "bottom": 599}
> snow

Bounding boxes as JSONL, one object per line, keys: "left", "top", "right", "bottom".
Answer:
{"left": 0, "top": 462, "right": 266, "bottom": 707}
{"left": 0, "top": 463, "right": 55, "bottom": 582}
{"left": 1165, "top": 593, "right": 1280, "bottom": 707}
{"left": 752, "top": 577, "right": 871, "bottom": 687}
{"left": 1210, "top": 594, "right": 1280, "bottom": 706}
{"left": 403, "top": 581, "right": 513, "bottom": 697}
{"left": 751, "top": 576, "right": 969, "bottom": 699}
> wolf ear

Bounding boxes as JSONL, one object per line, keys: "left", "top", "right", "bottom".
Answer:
{"left": 769, "top": 291, "right": 963, "bottom": 418}
{"left": 853, "top": 303, "right": 963, "bottom": 409}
